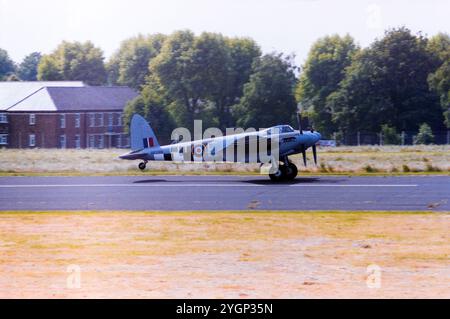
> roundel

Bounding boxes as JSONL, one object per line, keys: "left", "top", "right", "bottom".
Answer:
{"left": 191, "top": 144, "right": 205, "bottom": 159}
{"left": 194, "top": 145, "right": 203, "bottom": 155}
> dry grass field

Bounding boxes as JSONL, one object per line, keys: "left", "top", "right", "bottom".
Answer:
{"left": 0, "top": 145, "right": 449, "bottom": 175}
{"left": 0, "top": 211, "right": 448, "bottom": 298}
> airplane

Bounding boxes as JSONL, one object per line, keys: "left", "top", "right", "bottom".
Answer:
{"left": 119, "top": 114, "right": 321, "bottom": 181}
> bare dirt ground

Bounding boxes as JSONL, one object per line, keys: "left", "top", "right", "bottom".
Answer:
{"left": 0, "top": 211, "right": 448, "bottom": 299}
{"left": 0, "top": 145, "right": 450, "bottom": 174}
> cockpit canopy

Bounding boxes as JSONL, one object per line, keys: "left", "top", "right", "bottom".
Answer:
{"left": 266, "top": 125, "right": 295, "bottom": 134}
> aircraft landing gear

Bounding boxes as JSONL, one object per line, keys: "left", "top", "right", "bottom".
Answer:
{"left": 138, "top": 161, "right": 147, "bottom": 171}
{"left": 284, "top": 162, "right": 298, "bottom": 181}
{"left": 269, "top": 157, "right": 298, "bottom": 182}
{"left": 269, "top": 164, "right": 285, "bottom": 182}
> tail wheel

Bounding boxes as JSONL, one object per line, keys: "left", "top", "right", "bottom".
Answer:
{"left": 138, "top": 162, "right": 147, "bottom": 171}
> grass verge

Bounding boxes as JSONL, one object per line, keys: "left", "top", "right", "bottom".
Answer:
{"left": 1, "top": 145, "right": 449, "bottom": 176}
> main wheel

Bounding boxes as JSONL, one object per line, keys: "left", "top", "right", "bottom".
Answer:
{"left": 269, "top": 164, "right": 286, "bottom": 182}
{"left": 284, "top": 163, "right": 298, "bottom": 181}
{"left": 138, "top": 162, "right": 147, "bottom": 171}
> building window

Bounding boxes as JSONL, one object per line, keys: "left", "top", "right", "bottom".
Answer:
{"left": 89, "top": 135, "right": 95, "bottom": 148}
{"left": 29, "top": 114, "right": 35, "bottom": 125}
{"left": 60, "top": 135, "right": 66, "bottom": 149}
{"left": 89, "top": 113, "right": 95, "bottom": 127}
{"left": 74, "top": 134, "right": 80, "bottom": 149}
{"left": 75, "top": 113, "right": 81, "bottom": 128}
{"left": 108, "top": 113, "right": 113, "bottom": 127}
{"left": 98, "top": 135, "right": 104, "bottom": 149}
{"left": 29, "top": 134, "right": 36, "bottom": 147}
{"left": 0, "top": 113, "right": 7, "bottom": 123}
{"left": 117, "top": 113, "right": 122, "bottom": 126}
{"left": 60, "top": 114, "right": 66, "bottom": 128}
{"left": 97, "top": 113, "right": 103, "bottom": 127}
{"left": 0, "top": 134, "right": 8, "bottom": 145}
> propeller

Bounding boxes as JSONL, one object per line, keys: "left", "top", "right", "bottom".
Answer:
{"left": 296, "top": 112, "right": 303, "bottom": 135}
{"left": 301, "top": 144, "right": 307, "bottom": 167}
{"left": 296, "top": 102, "right": 303, "bottom": 135}
{"left": 312, "top": 144, "right": 317, "bottom": 165}
{"left": 297, "top": 103, "right": 307, "bottom": 166}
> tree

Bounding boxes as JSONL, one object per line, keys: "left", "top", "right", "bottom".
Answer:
{"left": 37, "top": 55, "right": 63, "bottom": 80}
{"left": 18, "top": 52, "right": 41, "bottom": 81}
{"left": 187, "top": 32, "right": 232, "bottom": 128}
{"left": 296, "top": 35, "right": 358, "bottom": 136}
{"left": 427, "top": 33, "right": 450, "bottom": 127}
{"left": 37, "top": 41, "right": 107, "bottom": 85}
{"left": 414, "top": 123, "right": 434, "bottom": 145}
{"left": 214, "top": 37, "right": 261, "bottom": 128}
{"left": 0, "top": 48, "right": 16, "bottom": 80}
{"left": 148, "top": 31, "right": 261, "bottom": 131}
{"left": 123, "top": 77, "right": 176, "bottom": 144}
{"left": 107, "top": 34, "right": 166, "bottom": 89}
{"left": 381, "top": 124, "right": 400, "bottom": 145}
{"left": 149, "top": 30, "right": 201, "bottom": 130}
{"left": 329, "top": 28, "right": 444, "bottom": 133}
{"left": 233, "top": 53, "right": 298, "bottom": 129}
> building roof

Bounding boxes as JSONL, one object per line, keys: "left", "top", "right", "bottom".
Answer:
{"left": 0, "top": 81, "right": 85, "bottom": 111}
{"left": 7, "top": 86, "right": 138, "bottom": 112}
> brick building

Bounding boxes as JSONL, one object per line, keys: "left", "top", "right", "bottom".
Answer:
{"left": 0, "top": 82, "right": 138, "bottom": 148}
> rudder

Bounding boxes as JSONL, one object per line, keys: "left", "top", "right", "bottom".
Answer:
{"left": 130, "top": 114, "right": 160, "bottom": 151}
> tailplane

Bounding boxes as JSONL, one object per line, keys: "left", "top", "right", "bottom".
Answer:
{"left": 130, "top": 114, "right": 160, "bottom": 151}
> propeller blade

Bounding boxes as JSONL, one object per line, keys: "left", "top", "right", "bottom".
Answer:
{"left": 312, "top": 144, "right": 317, "bottom": 165}
{"left": 297, "top": 112, "right": 303, "bottom": 135}
{"left": 301, "top": 145, "right": 307, "bottom": 166}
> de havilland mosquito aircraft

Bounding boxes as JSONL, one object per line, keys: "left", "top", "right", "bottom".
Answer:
{"left": 119, "top": 114, "right": 321, "bottom": 181}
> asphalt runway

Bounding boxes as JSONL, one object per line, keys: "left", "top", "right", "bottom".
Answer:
{"left": 0, "top": 175, "right": 449, "bottom": 211}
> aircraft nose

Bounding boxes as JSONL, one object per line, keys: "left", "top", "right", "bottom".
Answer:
{"left": 315, "top": 131, "right": 321, "bottom": 141}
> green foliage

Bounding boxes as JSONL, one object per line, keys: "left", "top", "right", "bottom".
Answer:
{"left": 148, "top": 31, "right": 261, "bottom": 131}
{"left": 123, "top": 78, "right": 176, "bottom": 144}
{"left": 329, "top": 27, "right": 444, "bottom": 133}
{"left": 217, "top": 37, "right": 261, "bottom": 128}
{"left": 296, "top": 35, "right": 358, "bottom": 136}
{"left": 12, "top": 28, "right": 449, "bottom": 141}
{"left": 427, "top": 33, "right": 450, "bottom": 128}
{"left": 0, "top": 48, "right": 16, "bottom": 80}
{"left": 18, "top": 52, "right": 41, "bottom": 81}
{"left": 233, "top": 53, "right": 297, "bottom": 129}
{"left": 414, "top": 123, "right": 434, "bottom": 145}
{"left": 37, "top": 55, "right": 63, "bottom": 81}
{"left": 37, "top": 41, "right": 106, "bottom": 85}
{"left": 381, "top": 124, "right": 401, "bottom": 145}
{"left": 107, "top": 34, "right": 166, "bottom": 89}
{"left": 148, "top": 30, "right": 200, "bottom": 131}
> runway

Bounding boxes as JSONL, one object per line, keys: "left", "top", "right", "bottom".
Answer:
{"left": 0, "top": 175, "right": 449, "bottom": 211}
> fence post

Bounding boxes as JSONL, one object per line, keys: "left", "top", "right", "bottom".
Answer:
{"left": 379, "top": 132, "right": 383, "bottom": 146}
{"left": 357, "top": 131, "right": 361, "bottom": 146}
{"left": 333, "top": 132, "right": 337, "bottom": 145}
{"left": 447, "top": 130, "right": 450, "bottom": 145}
{"left": 401, "top": 131, "right": 405, "bottom": 146}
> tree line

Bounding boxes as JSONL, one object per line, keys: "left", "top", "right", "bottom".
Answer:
{"left": 1, "top": 27, "right": 449, "bottom": 142}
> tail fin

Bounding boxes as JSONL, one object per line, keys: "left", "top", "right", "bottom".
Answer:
{"left": 130, "top": 114, "right": 160, "bottom": 151}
